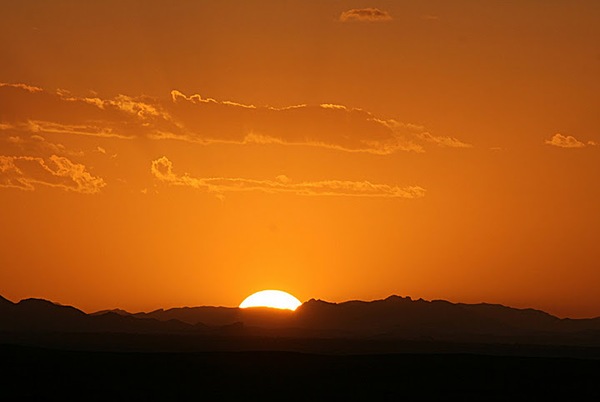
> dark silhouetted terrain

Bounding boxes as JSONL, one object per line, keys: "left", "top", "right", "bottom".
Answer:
{"left": 2, "top": 295, "right": 600, "bottom": 349}
{"left": 2, "top": 295, "right": 599, "bottom": 399}
{"left": 110, "top": 296, "right": 600, "bottom": 341}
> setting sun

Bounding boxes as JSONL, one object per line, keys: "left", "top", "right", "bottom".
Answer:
{"left": 239, "top": 290, "right": 302, "bottom": 311}
{"left": 1, "top": 0, "right": 599, "bottom": 319}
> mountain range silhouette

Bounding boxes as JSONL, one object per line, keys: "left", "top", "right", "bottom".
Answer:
{"left": 2, "top": 294, "right": 599, "bottom": 346}
{"left": 3, "top": 294, "right": 600, "bottom": 398}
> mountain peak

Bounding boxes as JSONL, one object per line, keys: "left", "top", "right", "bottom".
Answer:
{"left": 91, "top": 308, "right": 132, "bottom": 316}
{"left": 16, "top": 297, "right": 86, "bottom": 316}
{"left": 19, "top": 297, "right": 55, "bottom": 303}
{"left": 384, "top": 295, "right": 412, "bottom": 302}
{"left": 302, "top": 298, "right": 336, "bottom": 306}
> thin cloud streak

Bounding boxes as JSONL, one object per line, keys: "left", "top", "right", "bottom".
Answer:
{"left": 1, "top": 83, "right": 472, "bottom": 154}
{"left": 340, "top": 8, "right": 392, "bottom": 22}
{"left": 151, "top": 157, "right": 426, "bottom": 199}
{"left": 0, "top": 155, "right": 106, "bottom": 193}
{"left": 25, "top": 120, "right": 135, "bottom": 140}
{"left": 417, "top": 132, "right": 473, "bottom": 148}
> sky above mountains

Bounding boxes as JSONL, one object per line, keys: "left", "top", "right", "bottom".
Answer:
{"left": 1, "top": 1, "right": 599, "bottom": 317}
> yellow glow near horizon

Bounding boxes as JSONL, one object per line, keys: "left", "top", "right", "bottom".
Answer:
{"left": 239, "top": 290, "right": 302, "bottom": 311}
{"left": 1, "top": 2, "right": 600, "bottom": 319}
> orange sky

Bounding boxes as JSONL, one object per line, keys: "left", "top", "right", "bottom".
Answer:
{"left": 1, "top": 1, "right": 599, "bottom": 318}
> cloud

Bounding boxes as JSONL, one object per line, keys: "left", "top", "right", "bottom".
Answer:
{"left": 1, "top": 83, "right": 471, "bottom": 155}
{"left": 320, "top": 103, "right": 348, "bottom": 110}
{"left": 545, "top": 133, "right": 594, "bottom": 148}
{"left": 0, "top": 83, "right": 171, "bottom": 140}
{"left": 340, "top": 8, "right": 392, "bottom": 22}
{"left": 72, "top": 93, "right": 173, "bottom": 123}
{"left": 0, "top": 133, "right": 83, "bottom": 157}
{"left": 171, "top": 90, "right": 257, "bottom": 109}
{"left": 417, "top": 132, "right": 473, "bottom": 148}
{"left": 374, "top": 119, "right": 472, "bottom": 150}
{"left": 0, "top": 155, "right": 106, "bottom": 193}
{"left": 24, "top": 120, "right": 134, "bottom": 139}
{"left": 164, "top": 91, "right": 455, "bottom": 154}
{"left": 0, "top": 82, "right": 42, "bottom": 93}
{"left": 151, "top": 157, "right": 425, "bottom": 199}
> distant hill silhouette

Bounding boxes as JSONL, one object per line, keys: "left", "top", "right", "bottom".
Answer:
{"left": 91, "top": 308, "right": 131, "bottom": 316}
{"left": 0, "top": 297, "right": 195, "bottom": 333}
{"left": 1, "top": 294, "right": 599, "bottom": 347}
{"left": 296, "top": 296, "right": 558, "bottom": 336}
{"left": 121, "top": 295, "right": 600, "bottom": 339}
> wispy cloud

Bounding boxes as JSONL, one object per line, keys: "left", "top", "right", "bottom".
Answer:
{"left": 24, "top": 120, "right": 134, "bottom": 139}
{"left": 0, "top": 83, "right": 172, "bottom": 140}
{"left": 417, "top": 132, "right": 473, "bottom": 148}
{"left": 545, "top": 133, "right": 595, "bottom": 148}
{"left": 0, "top": 83, "right": 471, "bottom": 155}
{"left": 167, "top": 94, "right": 428, "bottom": 154}
{"left": 0, "top": 155, "right": 106, "bottom": 193}
{"left": 1, "top": 133, "right": 83, "bottom": 157}
{"left": 374, "top": 119, "right": 472, "bottom": 150}
{"left": 0, "top": 82, "right": 43, "bottom": 93}
{"left": 171, "top": 90, "right": 257, "bottom": 109}
{"left": 340, "top": 8, "right": 392, "bottom": 22}
{"left": 151, "top": 157, "right": 425, "bottom": 199}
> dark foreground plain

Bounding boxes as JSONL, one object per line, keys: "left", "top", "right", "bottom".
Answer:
{"left": 2, "top": 343, "right": 599, "bottom": 400}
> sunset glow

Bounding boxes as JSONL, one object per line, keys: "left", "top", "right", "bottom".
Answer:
{"left": 1, "top": 1, "right": 599, "bottom": 319}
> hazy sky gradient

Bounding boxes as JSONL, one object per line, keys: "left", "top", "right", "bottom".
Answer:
{"left": 1, "top": 1, "right": 599, "bottom": 317}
